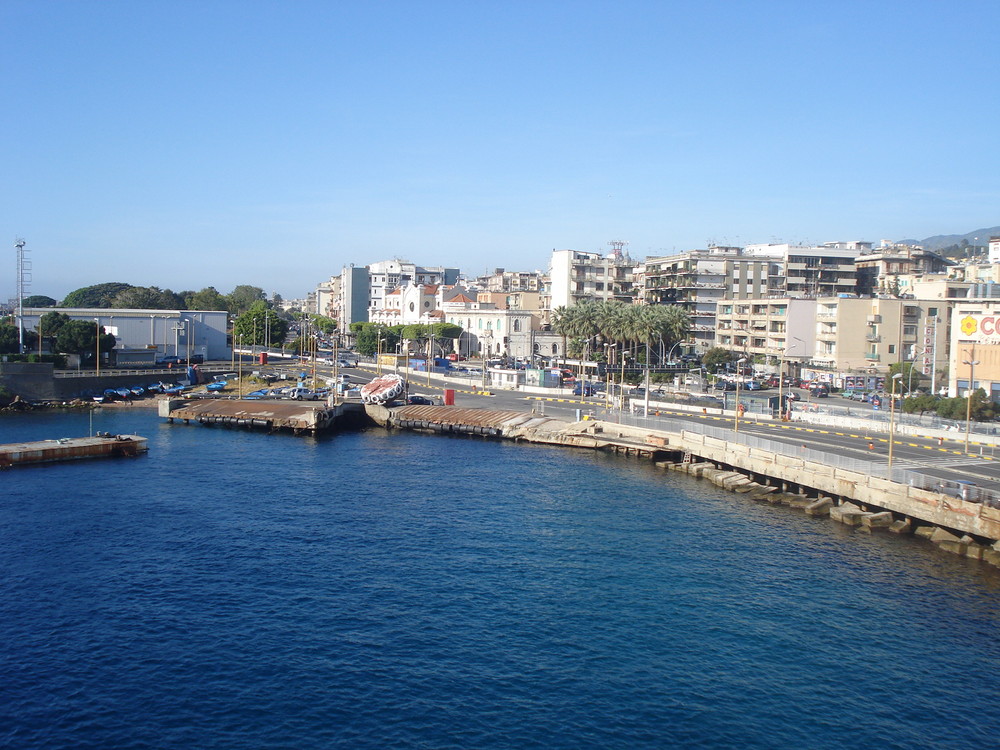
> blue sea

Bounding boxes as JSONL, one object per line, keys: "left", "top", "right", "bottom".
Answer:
{"left": 2, "top": 407, "right": 999, "bottom": 749}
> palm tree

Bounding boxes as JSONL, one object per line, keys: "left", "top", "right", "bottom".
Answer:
{"left": 551, "top": 306, "right": 575, "bottom": 363}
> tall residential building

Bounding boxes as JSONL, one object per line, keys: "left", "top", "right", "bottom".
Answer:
{"left": 854, "top": 242, "right": 954, "bottom": 297}
{"left": 743, "top": 242, "right": 864, "bottom": 298}
{"left": 714, "top": 297, "right": 817, "bottom": 365}
{"left": 548, "top": 249, "right": 640, "bottom": 310}
{"left": 477, "top": 268, "right": 544, "bottom": 294}
{"left": 642, "top": 246, "right": 778, "bottom": 353}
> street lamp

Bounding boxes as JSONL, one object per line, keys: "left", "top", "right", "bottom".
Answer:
{"left": 963, "top": 347, "right": 980, "bottom": 453}
{"left": 94, "top": 318, "right": 101, "bottom": 376}
{"left": 887, "top": 372, "right": 903, "bottom": 474}
{"left": 777, "top": 336, "right": 803, "bottom": 421}
{"left": 734, "top": 357, "right": 747, "bottom": 432}
{"left": 481, "top": 331, "right": 493, "bottom": 390}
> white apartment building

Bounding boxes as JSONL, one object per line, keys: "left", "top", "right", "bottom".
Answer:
{"left": 549, "top": 249, "right": 640, "bottom": 310}
{"left": 743, "top": 242, "right": 863, "bottom": 298}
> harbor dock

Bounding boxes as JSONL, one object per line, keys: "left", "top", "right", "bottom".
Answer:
{"left": 0, "top": 434, "right": 148, "bottom": 468}
{"left": 158, "top": 397, "right": 364, "bottom": 433}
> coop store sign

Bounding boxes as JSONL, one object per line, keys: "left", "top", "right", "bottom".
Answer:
{"left": 959, "top": 314, "right": 1000, "bottom": 344}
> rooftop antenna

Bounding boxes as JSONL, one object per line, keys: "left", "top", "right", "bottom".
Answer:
{"left": 608, "top": 240, "right": 627, "bottom": 260}
{"left": 15, "top": 238, "right": 29, "bottom": 354}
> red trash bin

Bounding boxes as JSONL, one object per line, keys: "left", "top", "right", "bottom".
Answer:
{"left": 259, "top": 352, "right": 268, "bottom": 365}
{"left": 443, "top": 389, "right": 455, "bottom": 405}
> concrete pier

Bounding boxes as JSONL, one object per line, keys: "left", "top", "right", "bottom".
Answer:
{"left": 159, "top": 397, "right": 363, "bottom": 433}
{"left": 0, "top": 434, "right": 148, "bottom": 468}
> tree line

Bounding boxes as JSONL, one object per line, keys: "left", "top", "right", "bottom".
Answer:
{"left": 20, "top": 282, "right": 286, "bottom": 316}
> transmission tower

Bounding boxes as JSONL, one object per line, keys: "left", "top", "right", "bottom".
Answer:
{"left": 608, "top": 240, "right": 628, "bottom": 260}
{"left": 15, "top": 238, "right": 30, "bottom": 353}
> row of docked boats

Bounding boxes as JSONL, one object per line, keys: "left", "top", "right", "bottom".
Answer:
{"left": 89, "top": 381, "right": 192, "bottom": 402}
{"left": 243, "top": 385, "right": 331, "bottom": 401}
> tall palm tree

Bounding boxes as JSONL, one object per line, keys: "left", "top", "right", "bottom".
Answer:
{"left": 551, "top": 306, "right": 575, "bottom": 362}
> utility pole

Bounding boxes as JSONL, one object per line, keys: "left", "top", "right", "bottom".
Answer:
{"left": 15, "top": 238, "right": 29, "bottom": 353}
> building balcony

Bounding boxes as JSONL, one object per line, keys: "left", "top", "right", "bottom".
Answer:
{"left": 865, "top": 334, "right": 881, "bottom": 342}
{"left": 864, "top": 352, "right": 880, "bottom": 361}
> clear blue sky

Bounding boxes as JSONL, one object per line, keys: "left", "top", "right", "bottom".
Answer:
{"left": 3, "top": 0, "right": 998, "bottom": 302}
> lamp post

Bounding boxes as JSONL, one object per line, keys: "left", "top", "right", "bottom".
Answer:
{"left": 95, "top": 318, "right": 101, "bottom": 376}
{"left": 734, "top": 357, "right": 747, "bottom": 431}
{"left": 963, "top": 347, "right": 980, "bottom": 453}
{"left": 887, "top": 372, "right": 903, "bottom": 474}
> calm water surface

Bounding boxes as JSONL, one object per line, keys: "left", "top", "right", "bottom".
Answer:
{"left": 2, "top": 408, "right": 999, "bottom": 749}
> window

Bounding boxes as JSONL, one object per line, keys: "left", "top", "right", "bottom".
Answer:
{"left": 888, "top": 345, "right": 895, "bottom": 354}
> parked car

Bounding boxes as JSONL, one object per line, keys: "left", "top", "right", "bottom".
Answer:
{"left": 809, "top": 386, "right": 830, "bottom": 398}
{"left": 573, "top": 382, "right": 597, "bottom": 396}
{"left": 156, "top": 356, "right": 183, "bottom": 366}
{"left": 406, "top": 395, "right": 435, "bottom": 405}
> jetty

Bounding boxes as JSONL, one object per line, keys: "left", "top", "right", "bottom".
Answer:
{"left": 158, "top": 397, "right": 364, "bottom": 433}
{"left": 0, "top": 434, "right": 148, "bottom": 468}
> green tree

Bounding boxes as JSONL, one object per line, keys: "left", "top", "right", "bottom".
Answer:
{"left": 111, "top": 285, "right": 184, "bottom": 309}
{"left": 887, "top": 361, "right": 924, "bottom": 393}
{"left": 36, "top": 312, "right": 72, "bottom": 351}
{"left": 185, "top": 286, "right": 229, "bottom": 311}
{"left": 702, "top": 347, "right": 734, "bottom": 373}
{"left": 0, "top": 322, "right": 21, "bottom": 353}
{"left": 354, "top": 323, "right": 399, "bottom": 357}
{"left": 226, "top": 285, "right": 266, "bottom": 315}
{"left": 309, "top": 314, "right": 338, "bottom": 334}
{"left": 61, "top": 282, "right": 133, "bottom": 308}
{"left": 54, "top": 320, "right": 116, "bottom": 361}
{"left": 232, "top": 301, "right": 288, "bottom": 347}
{"left": 903, "top": 393, "right": 940, "bottom": 416}
{"left": 22, "top": 295, "right": 58, "bottom": 307}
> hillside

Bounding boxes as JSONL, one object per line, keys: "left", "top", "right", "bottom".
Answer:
{"left": 898, "top": 226, "right": 999, "bottom": 253}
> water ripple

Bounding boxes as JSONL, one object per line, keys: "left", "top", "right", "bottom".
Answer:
{"left": 1, "top": 411, "right": 999, "bottom": 748}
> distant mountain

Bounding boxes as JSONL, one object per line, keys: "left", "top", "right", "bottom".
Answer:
{"left": 898, "top": 227, "right": 1000, "bottom": 251}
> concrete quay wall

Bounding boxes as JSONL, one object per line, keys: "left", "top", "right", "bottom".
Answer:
{"left": 571, "top": 419, "right": 1000, "bottom": 544}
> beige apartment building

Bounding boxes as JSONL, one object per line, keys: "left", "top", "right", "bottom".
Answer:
{"left": 715, "top": 298, "right": 816, "bottom": 369}
{"left": 714, "top": 296, "right": 952, "bottom": 391}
